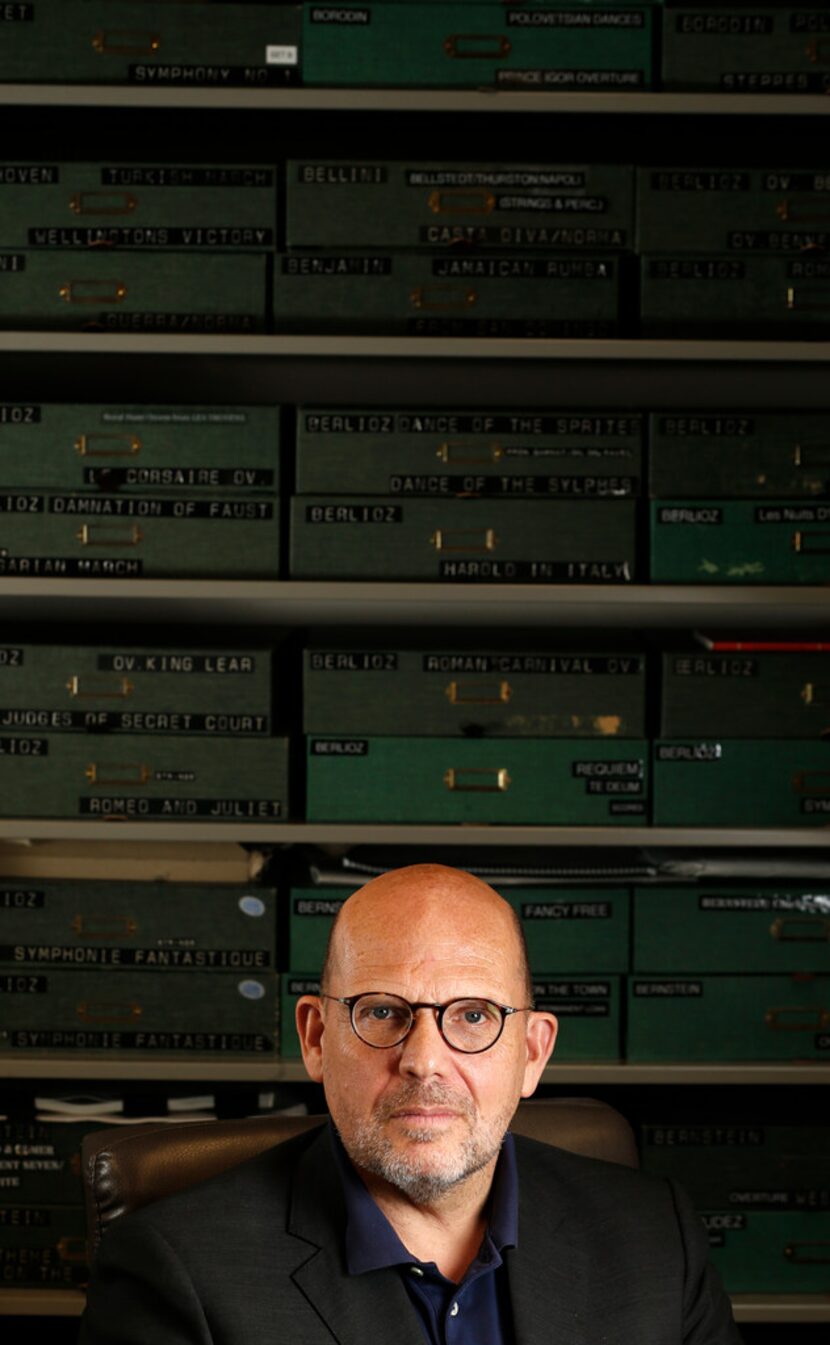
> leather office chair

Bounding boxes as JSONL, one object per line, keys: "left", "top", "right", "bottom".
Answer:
{"left": 82, "top": 1097, "right": 638, "bottom": 1258}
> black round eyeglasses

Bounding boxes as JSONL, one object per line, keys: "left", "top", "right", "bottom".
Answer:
{"left": 321, "top": 991, "right": 533, "bottom": 1054}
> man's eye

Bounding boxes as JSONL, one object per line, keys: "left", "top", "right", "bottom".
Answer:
{"left": 463, "top": 1010, "right": 485, "bottom": 1025}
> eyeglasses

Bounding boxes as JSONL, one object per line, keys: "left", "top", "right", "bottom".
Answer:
{"left": 321, "top": 991, "right": 533, "bottom": 1054}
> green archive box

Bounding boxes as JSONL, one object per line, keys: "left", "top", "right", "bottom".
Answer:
{"left": 0, "top": 880, "right": 277, "bottom": 970}
{"left": 0, "top": 639, "right": 273, "bottom": 735}
{"left": 0, "top": 1119, "right": 118, "bottom": 1206}
{"left": 280, "top": 973, "right": 320, "bottom": 1057}
{"left": 641, "top": 1121, "right": 830, "bottom": 1210}
{"left": 303, "top": 640, "right": 646, "bottom": 737}
{"left": 275, "top": 252, "right": 623, "bottom": 337}
{"left": 0, "top": 968, "right": 279, "bottom": 1055}
{"left": 287, "top": 161, "right": 634, "bottom": 251}
{"left": 701, "top": 1210, "right": 830, "bottom": 1293}
{"left": 653, "top": 739, "right": 830, "bottom": 827}
{"left": 642, "top": 1124, "right": 830, "bottom": 1292}
{"left": 0, "top": 252, "right": 268, "bottom": 332}
{"left": 302, "top": 2, "right": 656, "bottom": 90}
{"left": 650, "top": 500, "right": 830, "bottom": 584}
{"left": 640, "top": 254, "right": 830, "bottom": 339}
{"left": 0, "top": 733, "right": 289, "bottom": 820}
{"left": 0, "top": 1205, "right": 87, "bottom": 1289}
{"left": 648, "top": 411, "right": 830, "bottom": 500}
{"left": 662, "top": 5, "right": 830, "bottom": 94}
{"left": 306, "top": 736, "right": 649, "bottom": 823}
{"left": 289, "top": 887, "right": 631, "bottom": 973}
{"left": 0, "top": 403, "right": 281, "bottom": 494}
{"left": 627, "top": 974, "right": 830, "bottom": 1061}
{"left": 0, "top": 1, "right": 301, "bottom": 86}
{"left": 637, "top": 167, "right": 830, "bottom": 256}
{"left": 291, "top": 498, "right": 637, "bottom": 582}
{"left": 633, "top": 887, "right": 830, "bottom": 973}
{"left": 289, "top": 890, "right": 352, "bottom": 970}
{"left": 533, "top": 976, "right": 622, "bottom": 1060}
{"left": 660, "top": 649, "right": 830, "bottom": 739}
{"left": 0, "top": 489, "right": 279, "bottom": 579}
{"left": 0, "top": 163, "right": 276, "bottom": 252}
{"left": 506, "top": 891, "right": 630, "bottom": 972}
{"left": 296, "top": 407, "right": 644, "bottom": 497}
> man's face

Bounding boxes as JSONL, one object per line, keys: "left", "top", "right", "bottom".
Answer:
{"left": 297, "top": 868, "right": 556, "bottom": 1204}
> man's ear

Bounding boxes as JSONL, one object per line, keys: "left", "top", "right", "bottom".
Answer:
{"left": 520, "top": 1012, "right": 558, "bottom": 1098}
{"left": 296, "top": 995, "right": 326, "bottom": 1083}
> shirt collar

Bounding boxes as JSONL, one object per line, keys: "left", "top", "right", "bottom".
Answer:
{"left": 328, "top": 1120, "right": 519, "bottom": 1277}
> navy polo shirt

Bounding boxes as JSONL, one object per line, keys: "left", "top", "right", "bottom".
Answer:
{"left": 330, "top": 1122, "right": 518, "bottom": 1345}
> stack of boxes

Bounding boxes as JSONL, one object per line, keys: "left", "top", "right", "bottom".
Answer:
{"left": 642, "top": 1122, "right": 830, "bottom": 1293}
{"left": 0, "top": 1116, "right": 92, "bottom": 1291}
{"left": 660, "top": 3, "right": 830, "bottom": 94}
{"left": 648, "top": 411, "right": 830, "bottom": 586}
{"left": 629, "top": 880, "right": 830, "bottom": 1062}
{"left": 282, "top": 876, "right": 629, "bottom": 1061}
{"left": 0, "top": 637, "right": 289, "bottom": 821}
{"left": 653, "top": 643, "right": 830, "bottom": 828}
{"left": 0, "top": 402, "right": 282, "bottom": 579}
{"left": 279, "top": 161, "right": 634, "bottom": 336}
{"left": 290, "top": 407, "right": 643, "bottom": 580}
{"left": 638, "top": 166, "right": 830, "bottom": 339}
{"left": 0, "top": 162, "right": 277, "bottom": 332}
{"left": 0, "top": 875, "right": 279, "bottom": 1059}
{"left": 302, "top": 633, "right": 649, "bottom": 823}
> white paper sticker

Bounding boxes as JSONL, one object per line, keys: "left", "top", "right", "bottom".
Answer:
{"left": 267, "top": 45, "right": 299, "bottom": 65}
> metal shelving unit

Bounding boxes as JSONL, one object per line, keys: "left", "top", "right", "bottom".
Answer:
{"left": 4, "top": 1058, "right": 829, "bottom": 1085}
{"left": 2, "top": 1286, "right": 829, "bottom": 1323}
{"left": 3, "top": 85, "right": 830, "bottom": 115}
{"left": 0, "top": 820, "right": 827, "bottom": 845}
{"left": 0, "top": 580, "right": 827, "bottom": 629}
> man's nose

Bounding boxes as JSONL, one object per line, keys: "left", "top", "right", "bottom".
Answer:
{"left": 397, "top": 1007, "right": 452, "bottom": 1077}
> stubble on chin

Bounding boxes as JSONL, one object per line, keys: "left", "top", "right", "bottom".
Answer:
{"left": 338, "top": 1083, "right": 508, "bottom": 1204}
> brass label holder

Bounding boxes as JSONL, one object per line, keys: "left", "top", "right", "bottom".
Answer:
{"left": 443, "top": 766, "right": 511, "bottom": 792}
{"left": 445, "top": 679, "right": 512, "bottom": 705}
{"left": 430, "top": 527, "right": 498, "bottom": 552}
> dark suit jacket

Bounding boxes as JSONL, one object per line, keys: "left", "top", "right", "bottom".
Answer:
{"left": 80, "top": 1124, "right": 741, "bottom": 1345}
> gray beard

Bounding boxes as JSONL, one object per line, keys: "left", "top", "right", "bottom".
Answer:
{"left": 340, "top": 1083, "right": 508, "bottom": 1204}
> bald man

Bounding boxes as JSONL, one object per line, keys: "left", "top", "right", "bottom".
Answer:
{"left": 81, "top": 864, "right": 741, "bottom": 1345}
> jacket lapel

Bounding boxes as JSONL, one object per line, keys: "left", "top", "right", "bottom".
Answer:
{"left": 287, "top": 1127, "right": 425, "bottom": 1345}
{"left": 507, "top": 1138, "right": 592, "bottom": 1345}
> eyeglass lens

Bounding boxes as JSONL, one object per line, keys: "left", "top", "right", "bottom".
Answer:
{"left": 351, "top": 993, "right": 504, "bottom": 1051}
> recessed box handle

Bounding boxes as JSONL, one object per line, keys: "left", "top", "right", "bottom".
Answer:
{"left": 410, "top": 285, "right": 477, "bottom": 311}
{"left": 69, "top": 191, "right": 138, "bottom": 218}
{"left": 71, "top": 914, "right": 139, "bottom": 938}
{"left": 443, "top": 33, "right": 511, "bottom": 59}
{"left": 806, "top": 38, "right": 830, "bottom": 66}
{"left": 427, "top": 188, "right": 496, "bottom": 216}
{"left": 84, "top": 761, "right": 152, "bottom": 786}
{"left": 793, "top": 530, "right": 830, "bottom": 554}
{"left": 76, "top": 523, "right": 143, "bottom": 547}
{"left": 784, "top": 1241, "right": 830, "bottom": 1264}
{"left": 430, "top": 527, "right": 498, "bottom": 552}
{"left": 764, "top": 1004, "right": 830, "bottom": 1031}
{"left": 792, "top": 769, "right": 830, "bottom": 795}
{"left": 56, "top": 1237, "right": 88, "bottom": 1264}
{"left": 787, "top": 286, "right": 830, "bottom": 312}
{"left": 443, "top": 766, "right": 511, "bottom": 792}
{"left": 801, "top": 682, "right": 830, "bottom": 707}
{"left": 92, "top": 29, "right": 161, "bottom": 55}
{"left": 75, "top": 433, "right": 141, "bottom": 458}
{"left": 770, "top": 916, "right": 830, "bottom": 943}
{"left": 445, "top": 679, "right": 512, "bottom": 705}
{"left": 59, "top": 279, "right": 127, "bottom": 305}
{"left": 793, "top": 442, "right": 830, "bottom": 468}
{"left": 437, "top": 440, "right": 503, "bottom": 465}
{"left": 76, "top": 999, "right": 143, "bottom": 1023}
{"left": 66, "top": 675, "right": 134, "bottom": 699}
